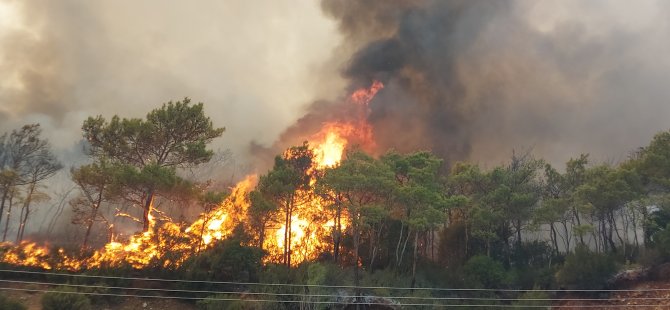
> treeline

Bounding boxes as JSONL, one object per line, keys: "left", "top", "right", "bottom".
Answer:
{"left": 0, "top": 99, "right": 225, "bottom": 249}
{"left": 0, "top": 124, "right": 62, "bottom": 243}
{"left": 180, "top": 127, "right": 670, "bottom": 309}
{"left": 239, "top": 129, "right": 670, "bottom": 292}
{"left": 3, "top": 100, "right": 670, "bottom": 308}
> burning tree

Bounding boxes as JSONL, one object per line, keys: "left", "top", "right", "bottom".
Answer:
{"left": 70, "top": 160, "right": 116, "bottom": 249}
{"left": 318, "top": 151, "right": 396, "bottom": 289}
{"left": 82, "top": 98, "right": 224, "bottom": 232}
{"left": 1, "top": 81, "right": 386, "bottom": 271}
{"left": 253, "top": 143, "right": 314, "bottom": 267}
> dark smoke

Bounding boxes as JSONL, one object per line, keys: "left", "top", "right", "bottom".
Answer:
{"left": 262, "top": 0, "right": 670, "bottom": 167}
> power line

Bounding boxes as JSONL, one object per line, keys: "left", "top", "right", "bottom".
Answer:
{"left": 0, "top": 287, "right": 666, "bottom": 308}
{"left": 1, "top": 279, "right": 668, "bottom": 303}
{"left": 0, "top": 269, "right": 665, "bottom": 293}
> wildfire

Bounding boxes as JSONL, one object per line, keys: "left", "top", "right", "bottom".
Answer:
{"left": 312, "top": 123, "right": 352, "bottom": 169}
{"left": 350, "top": 80, "right": 384, "bottom": 105}
{"left": 0, "top": 81, "right": 384, "bottom": 271}
{"left": 186, "top": 175, "right": 257, "bottom": 247}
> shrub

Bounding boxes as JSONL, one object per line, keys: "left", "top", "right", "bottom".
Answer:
{"left": 651, "top": 224, "right": 670, "bottom": 262}
{"left": 0, "top": 294, "right": 26, "bottom": 310}
{"left": 556, "top": 245, "right": 617, "bottom": 290}
{"left": 41, "top": 288, "right": 91, "bottom": 310}
{"left": 512, "top": 289, "right": 551, "bottom": 309}
{"left": 180, "top": 230, "right": 263, "bottom": 284}
{"left": 462, "top": 255, "right": 509, "bottom": 289}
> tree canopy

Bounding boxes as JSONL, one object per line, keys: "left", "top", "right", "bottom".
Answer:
{"left": 81, "top": 98, "right": 224, "bottom": 231}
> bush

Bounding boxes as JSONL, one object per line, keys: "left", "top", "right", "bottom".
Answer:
{"left": 0, "top": 294, "right": 26, "bottom": 310}
{"left": 512, "top": 289, "right": 551, "bottom": 309}
{"left": 650, "top": 224, "right": 670, "bottom": 262}
{"left": 556, "top": 246, "right": 617, "bottom": 290}
{"left": 41, "top": 288, "right": 91, "bottom": 310}
{"left": 180, "top": 229, "right": 263, "bottom": 284}
{"left": 462, "top": 255, "right": 509, "bottom": 289}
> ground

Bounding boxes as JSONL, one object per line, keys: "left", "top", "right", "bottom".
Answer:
{"left": 2, "top": 284, "right": 197, "bottom": 310}
{"left": 554, "top": 281, "right": 670, "bottom": 309}
{"left": 4, "top": 278, "right": 670, "bottom": 309}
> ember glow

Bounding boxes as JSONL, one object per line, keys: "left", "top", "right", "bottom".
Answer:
{"left": 0, "top": 81, "right": 383, "bottom": 270}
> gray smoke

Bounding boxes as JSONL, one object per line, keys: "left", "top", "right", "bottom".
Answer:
{"left": 2, "top": 0, "right": 670, "bottom": 170}
{"left": 0, "top": 0, "right": 339, "bottom": 160}
{"left": 283, "top": 0, "right": 670, "bottom": 166}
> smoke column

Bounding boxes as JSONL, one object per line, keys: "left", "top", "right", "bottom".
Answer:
{"left": 0, "top": 0, "right": 670, "bottom": 168}
{"left": 262, "top": 0, "right": 670, "bottom": 167}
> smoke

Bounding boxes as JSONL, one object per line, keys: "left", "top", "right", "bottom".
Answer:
{"left": 2, "top": 0, "right": 670, "bottom": 170}
{"left": 262, "top": 0, "right": 670, "bottom": 167}
{"left": 0, "top": 0, "right": 340, "bottom": 160}
{"left": 0, "top": 0, "right": 341, "bottom": 238}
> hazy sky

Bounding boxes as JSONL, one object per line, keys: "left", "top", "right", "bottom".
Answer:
{"left": 1, "top": 0, "right": 669, "bottom": 168}
{"left": 0, "top": 0, "right": 343, "bottom": 161}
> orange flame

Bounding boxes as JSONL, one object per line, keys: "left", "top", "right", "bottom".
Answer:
{"left": 0, "top": 81, "right": 383, "bottom": 270}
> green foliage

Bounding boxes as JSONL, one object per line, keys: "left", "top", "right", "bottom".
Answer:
{"left": 82, "top": 98, "right": 224, "bottom": 168}
{"left": 650, "top": 224, "right": 670, "bottom": 262}
{"left": 462, "top": 255, "right": 509, "bottom": 289}
{"left": 646, "top": 203, "right": 670, "bottom": 243}
{"left": 508, "top": 241, "right": 556, "bottom": 289}
{"left": 318, "top": 151, "right": 396, "bottom": 228}
{"left": 180, "top": 228, "right": 264, "bottom": 284}
{"left": 512, "top": 289, "right": 551, "bottom": 309}
{"left": 635, "top": 130, "right": 670, "bottom": 191}
{"left": 438, "top": 222, "right": 467, "bottom": 267}
{"left": 80, "top": 98, "right": 223, "bottom": 230}
{"left": 0, "top": 294, "right": 26, "bottom": 310}
{"left": 557, "top": 246, "right": 617, "bottom": 290}
{"left": 41, "top": 288, "right": 92, "bottom": 310}
{"left": 254, "top": 142, "right": 315, "bottom": 266}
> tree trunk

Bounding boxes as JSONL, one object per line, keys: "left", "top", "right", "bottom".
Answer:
{"left": 2, "top": 191, "right": 14, "bottom": 242}
{"left": 399, "top": 227, "right": 412, "bottom": 267}
{"left": 258, "top": 217, "right": 267, "bottom": 251}
{"left": 197, "top": 214, "right": 210, "bottom": 254}
{"left": 395, "top": 223, "right": 404, "bottom": 265}
{"left": 562, "top": 220, "right": 571, "bottom": 252}
{"left": 411, "top": 231, "right": 419, "bottom": 288}
{"left": 573, "top": 207, "right": 585, "bottom": 245}
{"left": 282, "top": 204, "right": 291, "bottom": 266}
{"left": 16, "top": 182, "right": 36, "bottom": 242}
{"left": 0, "top": 188, "right": 8, "bottom": 230}
{"left": 333, "top": 205, "right": 341, "bottom": 263}
{"left": 287, "top": 199, "right": 294, "bottom": 268}
{"left": 369, "top": 223, "right": 383, "bottom": 271}
{"left": 82, "top": 192, "right": 104, "bottom": 250}
{"left": 516, "top": 219, "right": 522, "bottom": 248}
{"left": 353, "top": 222, "right": 361, "bottom": 309}
{"left": 142, "top": 190, "right": 155, "bottom": 232}
{"left": 550, "top": 223, "right": 559, "bottom": 256}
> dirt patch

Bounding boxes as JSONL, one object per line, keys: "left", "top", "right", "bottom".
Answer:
{"left": 554, "top": 281, "right": 670, "bottom": 309}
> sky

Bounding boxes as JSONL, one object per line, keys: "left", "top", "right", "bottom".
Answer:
{"left": 1, "top": 0, "right": 670, "bottom": 169}
{"left": 0, "top": 0, "right": 343, "bottom": 165}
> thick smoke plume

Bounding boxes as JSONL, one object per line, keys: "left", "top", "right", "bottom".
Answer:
{"left": 1, "top": 0, "right": 670, "bottom": 169}
{"left": 0, "top": 0, "right": 338, "bottom": 160}
{"left": 262, "top": 0, "right": 670, "bottom": 166}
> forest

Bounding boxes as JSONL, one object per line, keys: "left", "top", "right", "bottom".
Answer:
{"left": 1, "top": 99, "right": 670, "bottom": 309}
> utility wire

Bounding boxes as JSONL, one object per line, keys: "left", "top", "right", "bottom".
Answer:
{"left": 0, "top": 287, "right": 666, "bottom": 308}
{"left": 1, "top": 279, "right": 668, "bottom": 303}
{"left": 0, "top": 269, "right": 664, "bottom": 293}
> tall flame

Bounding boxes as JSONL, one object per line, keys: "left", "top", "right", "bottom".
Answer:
{"left": 0, "top": 81, "right": 384, "bottom": 270}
